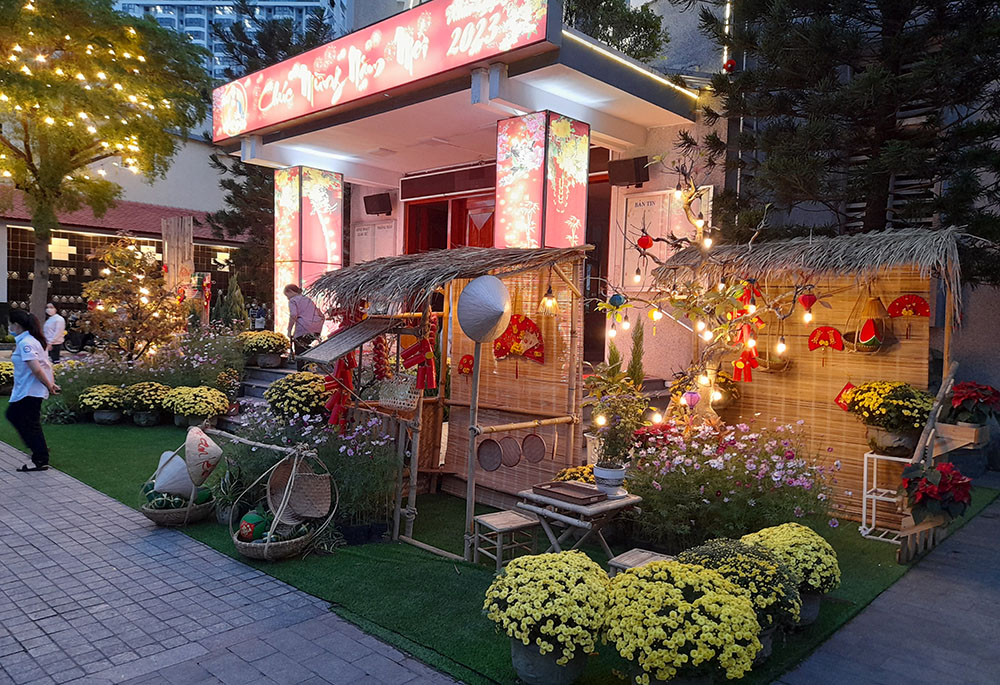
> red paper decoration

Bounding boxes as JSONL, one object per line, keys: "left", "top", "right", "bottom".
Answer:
{"left": 637, "top": 234, "right": 654, "bottom": 251}
{"left": 458, "top": 354, "right": 475, "bottom": 376}
{"left": 401, "top": 338, "right": 437, "bottom": 390}
{"left": 324, "top": 351, "right": 357, "bottom": 431}
{"left": 835, "top": 382, "right": 856, "bottom": 411}
{"left": 494, "top": 315, "right": 545, "bottom": 365}
{"left": 887, "top": 294, "right": 930, "bottom": 318}
{"left": 808, "top": 326, "right": 844, "bottom": 351}
{"left": 723, "top": 59, "right": 737, "bottom": 72}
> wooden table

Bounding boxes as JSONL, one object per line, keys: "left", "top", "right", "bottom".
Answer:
{"left": 516, "top": 487, "right": 642, "bottom": 559}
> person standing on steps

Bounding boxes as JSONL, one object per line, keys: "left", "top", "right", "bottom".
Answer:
{"left": 7, "top": 310, "right": 60, "bottom": 472}
{"left": 43, "top": 302, "right": 66, "bottom": 363}
{"left": 284, "top": 284, "right": 325, "bottom": 370}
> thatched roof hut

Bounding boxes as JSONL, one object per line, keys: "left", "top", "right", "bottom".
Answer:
{"left": 652, "top": 227, "right": 1000, "bottom": 313}
{"left": 308, "top": 246, "right": 588, "bottom": 311}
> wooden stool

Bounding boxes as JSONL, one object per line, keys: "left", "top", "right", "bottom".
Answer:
{"left": 608, "top": 548, "right": 674, "bottom": 577}
{"left": 474, "top": 510, "right": 539, "bottom": 573}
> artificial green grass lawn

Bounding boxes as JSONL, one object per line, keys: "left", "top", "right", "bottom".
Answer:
{"left": 3, "top": 407, "right": 996, "bottom": 684}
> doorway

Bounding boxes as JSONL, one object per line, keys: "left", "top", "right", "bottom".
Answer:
{"left": 450, "top": 195, "right": 495, "bottom": 248}
{"left": 584, "top": 180, "right": 611, "bottom": 364}
{"left": 405, "top": 200, "right": 449, "bottom": 254}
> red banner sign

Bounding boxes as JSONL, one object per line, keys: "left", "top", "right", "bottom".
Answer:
{"left": 213, "top": 0, "right": 550, "bottom": 142}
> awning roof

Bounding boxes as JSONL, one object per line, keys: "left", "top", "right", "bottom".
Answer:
{"left": 216, "top": 0, "right": 701, "bottom": 187}
{"left": 298, "top": 316, "right": 400, "bottom": 366}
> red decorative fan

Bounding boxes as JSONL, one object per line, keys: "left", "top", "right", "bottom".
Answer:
{"left": 493, "top": 315, "right": 545, "bottom": 365}
{"left": 457, "top": 354, "right": 475, "bottom": 376}
{"left": 808, "top": 326, "right": 844, "bottom": 351}
{"left": 887, "top": 294, "right": 930, "bottom": 318}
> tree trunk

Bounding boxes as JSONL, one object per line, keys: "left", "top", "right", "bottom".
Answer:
{"left": 30, "top": 234, "right": 51, "bottom": 320}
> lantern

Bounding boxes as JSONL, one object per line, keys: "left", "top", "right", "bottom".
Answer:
{"left": 681, "top": 390, "right": 701, "bottom": 408}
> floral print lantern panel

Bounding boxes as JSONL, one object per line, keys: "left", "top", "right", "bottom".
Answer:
{"left": 495, "top": 111, "right": 590, "bottom": 249}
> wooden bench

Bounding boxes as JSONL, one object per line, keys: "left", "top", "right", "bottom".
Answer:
{"left": 608, "top": 548, "right": 674, "bottom": 577}
{"left": 473, "top": 510, "right": 539, "bottom": 573}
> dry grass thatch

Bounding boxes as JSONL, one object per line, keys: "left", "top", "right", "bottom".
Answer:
{"left": 307, "top": 246, "right": 588, "bottom": 311}
{"left": 651, "top": 227, "right": 998, "bottom": 311}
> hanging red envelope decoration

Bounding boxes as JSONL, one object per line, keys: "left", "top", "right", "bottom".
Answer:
{"left": 458, "top": 354, "right": 475, "bottom": 375}
{"left": 888, "top": 294, "right": 930, "bottom": 339}
{"left": 494, "top": 314, "right": 545, "bottom": 370}
{"left": 835, "top": 382, "right": 856, "bottom": 411}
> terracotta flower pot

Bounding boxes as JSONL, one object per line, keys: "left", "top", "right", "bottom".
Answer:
{"left": 93, "top": 409, "right": 122, "bottom": 425}
{"left": 510, "top": 638, "right": 587, "bottom": 685}
{"left": 866, "top": 426, "right": 919, "bottom": 457}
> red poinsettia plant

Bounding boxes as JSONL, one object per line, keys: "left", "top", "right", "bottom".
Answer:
{"left": 949, "top": 381, "right": 1000, "bottom": 424}
{"left": 899, "top": 461, "right": 972, "bottom": 524}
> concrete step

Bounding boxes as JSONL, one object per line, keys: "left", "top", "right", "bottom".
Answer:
{"left": 241, "top": 380, "right": 270, "bottom": 399}
{"left": 244, "top": 365, "right": 298, "bottom": 384}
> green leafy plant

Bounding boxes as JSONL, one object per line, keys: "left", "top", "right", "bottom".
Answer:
{"left": 215, "top": 367, "right": 242, "bottom": 401}
{"left": 948, "top": 382, "right": 1000, "bottom": 425}
{"left": 584, "top": 340, "right": 648, "bottom": 467}
{"left": 900, "top": 461, "right": 973, "bottom": 524}
{"left": 41, "top": 398, "right": 79, "bottom": 424}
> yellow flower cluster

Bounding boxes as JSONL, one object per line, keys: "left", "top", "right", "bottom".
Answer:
{"left": 79, "top": 384, "right": 126, "bottom": 411}
{"left": 161, "top": 386, "right": 230, "bottom": 418}
{"left": 741, "top": 523, "right": 841, "bottom": 594}
{"left": 239, "top": 330, "right": 289, "bottom": 355}
{"left": 677, "top": 539, "right": 801, "bottom": 628}
{"left": 0, "top": 361, "right": 13, "bottom": 386}
{"left": 483, "top": 551, "right": 610, "bottom": 665}
{"left": 842, "top": 381, "right": 934, "bottom": 431}
{"left": 553, "top": 464, "right": 595, "bottom": 484}
{"left": 124, "top": 381, "right": 171, "bottom": 412}
{"left": 604, "top": 561, "right": 761, "bottom": 682}
{"left": 264, "top": 372, "right": 333, "bottom": 419}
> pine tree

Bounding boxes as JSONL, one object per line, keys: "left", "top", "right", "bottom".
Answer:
{"left": 205, "top": 1, "right": 337, "bottom": 305}
{"left": 626, "top": 322, "right": 645, "bottom": 391}
{"left": 0, "top": 0, "right": 208, "bottom": 318}
{"left": 687, "top": 0, "right": 1000, "bottom": 243}
{"left": 220, "top": 273, "right": 249, "bottom": 330}
{"left": 564, "top": 0, "right": 669, "bottom": 61}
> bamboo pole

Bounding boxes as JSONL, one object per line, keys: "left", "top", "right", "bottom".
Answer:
{"left": 404, "top": 395, "right": 423, "bottom": 539}
{"left": 463, "top": 341, "right": 483, "bottom": 562}
{"left": 551, "top": 263, "right": 583, "bottom": 298}
{"left": 478, "top": 415, "right": 578, "bottom": 435}
{"left": 368, "top": 311, "right": 444, "bottom": 320}
{"left": 391, "top": 418, "right": 406, "bottom": 540}
{"left": 445, "top": 399, "right": 569, "bottom": 419}
{"left": 399, "top": 535, "right": 464, "bottom": 561}
{"left": 943, "top": 281, "right": 955, "bottom": 372}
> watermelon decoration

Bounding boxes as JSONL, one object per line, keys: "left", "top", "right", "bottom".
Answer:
{"left": 858, "top": 318, "right": 883, "bottom": 347}
{"left": 887, "top": 294, "right": 930, "bottom": 318}
{"left": 238, "top": 512, "right": 272, "bottom": 542}
{"left": 808, "top": 326, "right": 844, "bottom": 351}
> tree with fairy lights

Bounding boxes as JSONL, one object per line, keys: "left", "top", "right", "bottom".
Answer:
{"left": 82, "top": 236, "right": 184, "bottom": 363}
{"left": 0, "top": 0, "right": 209, "bottom": 318}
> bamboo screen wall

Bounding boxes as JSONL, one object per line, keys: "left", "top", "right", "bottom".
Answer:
{"left": 718, "top": 267, "right": 932, "bottom": 529}
{"left": 442, "top": 259, "right": 585, "bottom": 508}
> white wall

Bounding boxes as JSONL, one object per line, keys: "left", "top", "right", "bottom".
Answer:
{"left": 348, "top": 183, "right": 403, "bottom": 263}
{"left": 947, "top": 285, "right": 1000, "bottom": 388}
{"left": 90, "top": 136, "right": 225, "bottom": 214}
{"left": 607, "top": 118, "right": 727, "bottom": 383}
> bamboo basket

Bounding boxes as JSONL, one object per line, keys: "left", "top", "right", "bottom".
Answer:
{"left": 140, "top": 500, "right": 214, "bottom": 527}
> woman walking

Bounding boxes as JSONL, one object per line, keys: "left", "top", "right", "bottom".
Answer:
{"left": 43, "top": 302, "right": 66, "bottom": 363}
{"left": 7, "top": 310, "right": 60, "bottom": 472}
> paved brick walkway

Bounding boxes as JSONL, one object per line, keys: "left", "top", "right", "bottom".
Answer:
{"left": 0, "top": 442, "right": 455, "bottom": 685}
{"left": 779, "top": 497, "right": 1000, "bottom": 685}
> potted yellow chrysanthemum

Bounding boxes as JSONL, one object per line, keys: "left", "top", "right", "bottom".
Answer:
{"left": 79, "top": 384, "right": 127, "bottom": 424}
{"left": 124, "top": 381, "right": 171, "bottom": 427}
{"left": 841, "top": 381, "right": 933, "bottom": 456}
{"left": 605, "top": 560, "right": 761, "bottom": 684}
{"left": 241, "top": 331, "right": 290, "bottom": 368}
{"left": 162, "top": 386, "right": 230, "bottom": 427}
{"left": 484, "top": 551, "right": 609, "bottom": 685}
{"left": 741, "top": 522, "right": 841, "bottom": 626}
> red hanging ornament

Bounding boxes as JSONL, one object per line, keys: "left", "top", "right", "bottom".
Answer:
{"left": 723, "top": 58, "right": 737, "bottom": 73}
{"left": 324, "top": 351, "right": 358, "bottom": 432}
{"left": 457, "top": 354, "right": 475, "bottom": 376}
{"left": 887, "top": 294, "right": 930, "bottom": 339}
{"left": 637, "top": 234, "right": 654, "bottom": 251}
{"left": 401, "top": 338, "right": 437, "bottom": 390}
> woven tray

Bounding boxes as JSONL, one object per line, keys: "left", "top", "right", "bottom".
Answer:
{"left": 232, "top": 532, "right": 312, "bottom": 561}
{"left": 532, "top": 481, "right": 607, "bottom": 506}
{"left": 140, "top": 500, "right": 214, "bottom": 527}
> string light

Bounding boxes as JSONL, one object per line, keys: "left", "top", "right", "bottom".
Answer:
{"left": 803, "top": 310, "right": 813, "bottom": 323}
{"left": 633, "top": 266, "right": 642, "bottom": 284}
{"left": 651, "top": 411, "right": 663, "bottom": 424}
{"left": 651, "top": 309, "right": 663, "bottom": 322}
{"left": 747, "top": 303, "right": 757, "bottom": 314}
{"left": 621, "top": 315, "right": 631, "bottom": 331}
{"left": 711, "top": 390, "right": 723, "bottom": 402}
{"left": 702, "top": 236, "right": 713, "bottom": 249}
{"left": 695, "top": 320, "right": 706, "bottom": 332}
{"left": 674, "top": 182, "right": 683, "bottom": 200}
{"left": 701, "top": 329, "right": 713, "bottom": 341}
{"left": 695, "top": 212, "right": 706, "bottom": 229}
{"left": 776, "top": 336, "right": 787, "bottom": 355}
{"left": 746, "top": 337, "right": 757, "bottom": 348}
{"left": 608, "top": 323, "right": 617, "bottom": 338}
{"left": 594, "top": 414, "right": 608, "bottom": 427}
{"left": 698, "top": 374, "right": 710, "bottom": 386}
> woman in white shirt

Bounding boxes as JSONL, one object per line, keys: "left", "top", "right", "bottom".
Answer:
{"left": 43, "top": 302, "right": 66, "bottom": 363}
{"left": 7, "top": 310, "right": 60, "bottom": 472}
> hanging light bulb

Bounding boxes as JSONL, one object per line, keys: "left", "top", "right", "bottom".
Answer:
{"left": 674, "top": 182, "right": 683, "bottom": 200}
{"left": 695, "top": 212, "right": 706, "bottom": 229}
{"left": 746, "top": 337, "right": 757, "bottom": 348}
{"left": 701, "top": 329, "right": 713, "bottom": 342}
{"left": 621, "top": 314, "right": 631, "bottom": 331}
{"left": 633, "top": 266, "right": 642, "bottom": 284}
{"left": 698, "top": 374, "right": 710, "bottom": 386}
{"left": 711, "top": 390, "right": 723, "bottom": 402}
{"left": 776, "top": 336, "right": 787, "bottom": 355}
{"left": 609, "top": 323, "right": 617, "bottom": 338}
{"left": 594, "top": 414, "right": 608, "bottom": 427}
{"left": 651, "top": 411, "right": 663, "bottom": 424}
{"left": 803, "top": 310, "right": 813, "bottom": 323}
{"left": 651, "top": 309, "right": 664, "bottom": 322}
{"left": 695, "top": 320, "right": 706, "bottom": 332}
{"left": 702, "top": 235, "right": 713, "bottom": 249}
{"left": 537, "top": 284, "right": 558, "bottom": 316}
{"left": 747, "top": 303, "right": 757, "bottom": 314}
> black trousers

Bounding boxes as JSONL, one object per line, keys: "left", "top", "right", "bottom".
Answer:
{"left": 6, "top": 396, "right": 49, "bottom": 466}
{"left": 49, "top": 344, "right": 62, "bottom": 363}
